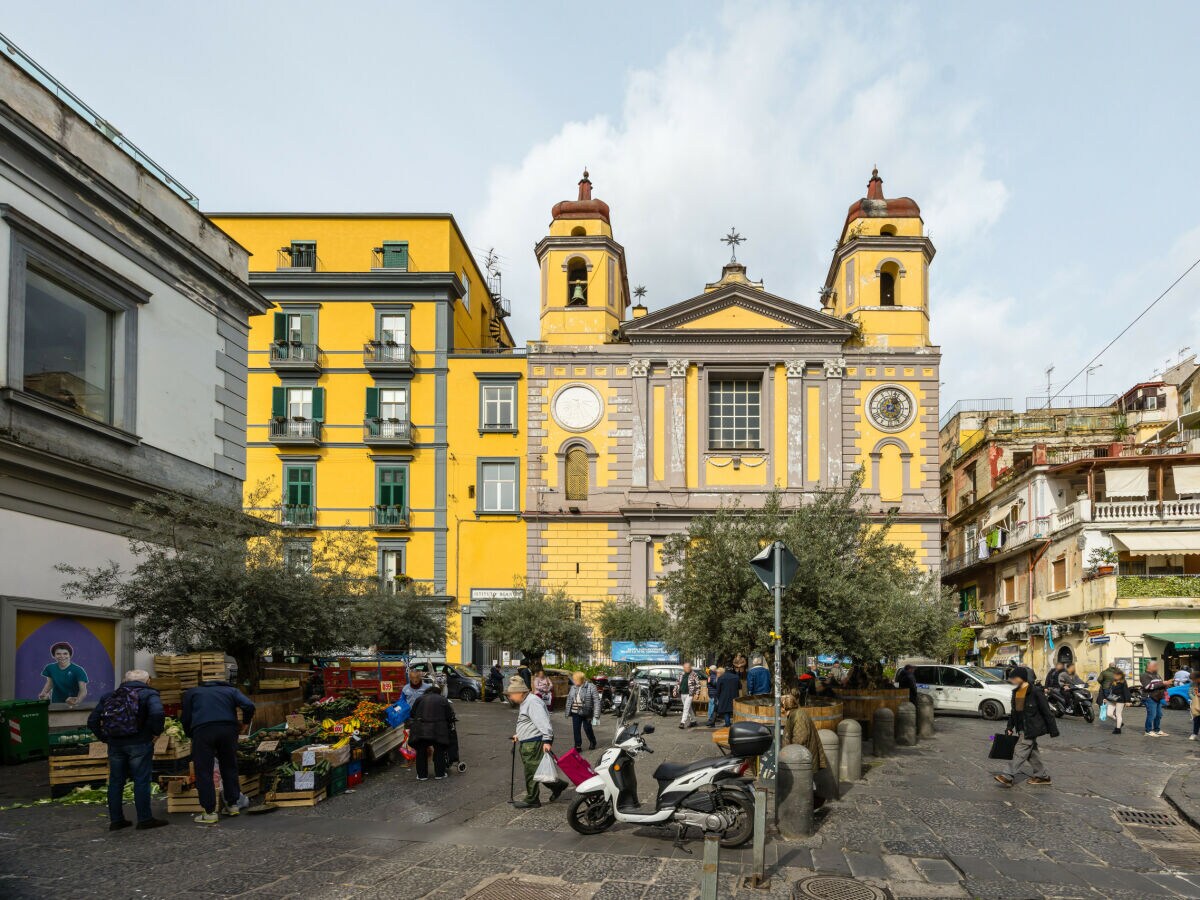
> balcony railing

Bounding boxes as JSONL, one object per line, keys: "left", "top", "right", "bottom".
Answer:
{"left": 364, "top": 419, "right": 413, "bottom": 445}
{"left": 277, "top": 246, "right": 317, "bottom": 270}
{"left": 1094, "top": 499, "right": 1200, "bottom": 522}
{"left": 279, "top": 504, "right": 316, "bottom": 527}
{"left": 363, "top": 342, "right": 413, "bottom": 370}
{"left": 944, "top": 546, "right": 981, "bottom": 576}
{"left": 269, "top": 342, "right": 321, "bottom": 371}
{"left": 959, "top": 609, "right": 982, "bottom": 625}
{"left": 1116, "top": 574, "right": 1200, "bottom": 599}
{"left": 1051, "top": 505, "right": 1078, "bottom": 532}
{"left": 371, "top": 506, "right": 409, "bottom": 530}
{"left": 269, "top": 419, "right": 322, "bottom": 444}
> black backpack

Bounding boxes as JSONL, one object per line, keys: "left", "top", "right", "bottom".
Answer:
{"left": 97, "top": 685, "right": 143, "bottom": 739}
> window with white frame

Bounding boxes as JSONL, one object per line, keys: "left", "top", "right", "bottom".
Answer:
{"left": 708, "top": 378, "right": 761, "bottom": 449}
{"left": 379, "top": 387, "right": 407, "bottom": 437}
{"left": 479, "top": 460, "right": 518, "bottom": 513}
{"left": 481, "top": 383, "right": 516, "bottom": 430}
{"left": 380, "top": 547, "right": 405, "bottom": 592}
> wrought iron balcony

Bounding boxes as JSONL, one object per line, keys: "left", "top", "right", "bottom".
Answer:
{"left": 277, "top": 245, "right": 317, "bottom": 270}
{"left": 269, "top": 418, "right": 322, "bottom": 445}
{"left": 371, "top": 505, "right": 409, "bottom": 530}
{"left": 278, "top": 504, "right": 316, "bottom": 528}
{"left": 364, "top": 419, "right": 413, "bottom": 446}
{"left": 269, "top": 341, "right": 321, "bottom": 372}
{"left": 363, "top": 341, "right": 413, "bottom": 372}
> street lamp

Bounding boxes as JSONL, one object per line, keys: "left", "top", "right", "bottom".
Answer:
{"left": 1085, "top": 363, "right": 1103, "bottom": 401}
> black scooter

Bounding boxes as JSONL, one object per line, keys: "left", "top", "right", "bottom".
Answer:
{"left": 608, "top": 676, "right": 631, "bottom": 717}
{"left": 1048, "top": 682, "right": 1095, "bottom": 722}
{"left": 639, "top": 676, "right": 674, "bottom": 718}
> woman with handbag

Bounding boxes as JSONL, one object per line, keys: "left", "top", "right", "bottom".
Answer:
{"left": 564, "top": 672, "right": 598, "bottom": 753}
{"left": 533, "top": 667, "right": 554, "bottom": 709}
{"left": 1105, "top": 670, "right": 1131, "bottom": 735}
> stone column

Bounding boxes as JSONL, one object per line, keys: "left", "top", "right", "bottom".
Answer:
{"left": 785, "top": 360, "right": 805, "bottom": 488}
{"left": 776, "top": 744, "right": 814, "bottom": 838}
{"left": 667, "top": 359, "right": 688, "bottom": 488}
{"left": 872, "top": 708, "right": 895, "bottom": 756}
{"left": 824, "top": 357, "right": 845, "bottom": 486}
{"left": 628, "top": 535, "right": 651, "bottom": 603}
{"left": 895, "top": 701, "right": 918, "bottom": 746}
{"left": 836, "top": 719, "right": 862, "bottom": 781}
{"left": 630, "top": 359, "right": 650, "bottom": 488}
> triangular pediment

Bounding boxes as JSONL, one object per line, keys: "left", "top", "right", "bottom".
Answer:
{"left": 623, "top": 283, "right": 856, "bottom": 343}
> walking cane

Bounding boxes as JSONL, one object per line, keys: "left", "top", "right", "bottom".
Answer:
{"left": 509, "top": 740, "right": 517, "bottom": 804}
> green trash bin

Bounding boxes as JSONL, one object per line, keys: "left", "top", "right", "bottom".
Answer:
{"left": 0, "top": 699, "right": 50, "bottom": 764}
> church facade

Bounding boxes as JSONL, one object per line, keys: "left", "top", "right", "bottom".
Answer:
{"left": 523, "top": 169, "right": 942, "bottom": 620}
{"left": 217, "top": 168, "right": 941, "bottom": 665}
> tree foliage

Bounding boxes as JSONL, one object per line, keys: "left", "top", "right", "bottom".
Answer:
{"left": 478, "top": 583, "right": 592, "bottom": 663}
{"left": 597, "top": 599, "right": 672, "bottom": 643}
{"left": 660, "top": 476, "right": 958, "bottom": 678}
{"left": 353, "top": 585, "right": 449, "bottom": 654}
{"left": 58, "top": 483, "right": 381, "bottom": 689}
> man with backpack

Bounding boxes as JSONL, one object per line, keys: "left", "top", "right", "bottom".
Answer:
{"left": 181, "top": 677, "right": 256, "bottom": 825}
{"left": 87, "top": 668, "right": 168, "bottom": 831}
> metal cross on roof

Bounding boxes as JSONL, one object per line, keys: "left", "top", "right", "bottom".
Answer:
{"left": 633, "top": 285, "right": 647, "bottom": 300}
{"left": 721, "top": 227, "right": 745, "bottom": 262}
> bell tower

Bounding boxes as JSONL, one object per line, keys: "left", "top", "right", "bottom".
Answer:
{"left": 535, "top": 170, "right": 630, "bottom": 346}
{"left": 821, "top": 167, "right": 936, "bottom": 350}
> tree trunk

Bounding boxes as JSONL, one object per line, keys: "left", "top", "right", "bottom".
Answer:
{"left": 231, "top": 648, "right": 262, "bottom": 691}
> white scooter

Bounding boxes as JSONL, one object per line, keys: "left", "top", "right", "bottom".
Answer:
{"left": 566, "top": 720, "right": 769, "bottom": 848}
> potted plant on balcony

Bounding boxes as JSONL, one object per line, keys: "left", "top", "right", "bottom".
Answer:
{"left": 1087, "top": 546, "right": 1118, "bottom": 577}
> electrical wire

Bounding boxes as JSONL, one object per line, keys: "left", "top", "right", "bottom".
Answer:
{"left": 1043, "top": 255, "right": 1200, "bottom": 408}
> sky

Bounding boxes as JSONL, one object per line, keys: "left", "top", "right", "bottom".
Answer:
{"left": 5, "top": 2, "right": 1200, "bottom": 410}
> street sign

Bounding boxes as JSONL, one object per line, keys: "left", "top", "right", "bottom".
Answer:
{"left": 749, "top": 542, "right": 798, "bottom": 590}
{"left": 1088, "top": 635, "right": 1110, "bottom": 645}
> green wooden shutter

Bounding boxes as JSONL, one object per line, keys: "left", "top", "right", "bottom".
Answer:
{"left": 377, "top": 467, "right": 406, "bottom": 509}
{"left": 311, "top": 387, "right": 325, "bottom": 421}
{"left": 382, "top": 241, "right": 408, "bottom": 269}
{"left": 273, "top": 312, "right": 286, "bottom": 341}
{"left": 300, "top": 314, "right": 314, "bottom": 344}
{"left": 365, "top": 386, "right": 379, "bottom": 419}
{"left": 271, "top": 386, "right": 286, "bottom": 418}
{"left": 286, "top": 467, "right": 312, "bottom": 506}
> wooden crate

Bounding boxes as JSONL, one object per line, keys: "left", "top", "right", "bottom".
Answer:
{"left": 165, "top": 774, "right": 260, "bottom": 813}
{"left": 153, "top": 736, "right": 191, "bottom": 761}
{"left": 49, "top": 747, "right": 110, "bottom": 786}
{"left": 263, "top": 787, "right": 325, "bottom": 808}
{"left": 148, "top": 676, "right": 182, "bottom": 706}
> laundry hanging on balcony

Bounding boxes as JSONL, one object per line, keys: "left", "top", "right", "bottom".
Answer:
{"left": 1172, "top": 465, "right": 1200, "bottom": 497}
{"left": 1104, "top": 467, "right": 1150, "bottom": 498}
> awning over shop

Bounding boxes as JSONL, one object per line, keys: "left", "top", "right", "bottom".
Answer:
{"left": 1173, "top": 465, "right": 1200, "bottom": 497}
{"left": 1145, "top": 633, "right": 1200, "bottom": 650}
{"left": 1104, "top": 467, "right": 1149, "bottom": 498}
{"left": 1111, "top": 532, "right": 1200, "bottom": 555}
{"left": 981, "top": 506, "right": 1009, "bottom": 531}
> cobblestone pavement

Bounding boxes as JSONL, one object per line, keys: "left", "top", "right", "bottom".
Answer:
{"left": 2, "top": 701, "right": 1200, "bottom": 898}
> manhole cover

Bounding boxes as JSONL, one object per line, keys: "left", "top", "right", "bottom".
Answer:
{"left": 1115, "top": 808, "right": 1180, "bottom": 827}
{"left": 466, "top": 877, "right": 580, "bottom": 900}
{"left": 794, "top": 875, "right": 887, "bottom": 900}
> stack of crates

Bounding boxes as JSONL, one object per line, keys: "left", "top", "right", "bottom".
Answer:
{"left": 153, "top": 653, "right": 227, "bottom": 691}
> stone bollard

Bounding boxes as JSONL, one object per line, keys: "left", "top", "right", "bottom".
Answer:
{"left": 872, "top": 707, "right": 895, "bottom": 757}
{"left": 916, "top": 693, "right": 935, "bottom": 739}
{"left": 776, "top": 744, "right": 815, "bottom": 838}
{"left": 837, "top": 719, "right": 862, "bottom": 782}
{"left": 895, "top": 701, "right": 918, "bottom": 746}
{"left": 817, "top": 728, "right": 841, "bottom": 799}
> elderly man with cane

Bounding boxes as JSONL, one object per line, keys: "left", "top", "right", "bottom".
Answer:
{"left": 506, "top": 675, "right": 567, "bottom": 808}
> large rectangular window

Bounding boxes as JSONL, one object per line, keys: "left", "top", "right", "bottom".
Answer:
{"left": 23, "top": 269, "right": 115, "bottom": 425}
{"left": 481, "top": 383, "right": 516, "bottom": 430}
{"left": 479, "top": 460, "right": 518, "bottom": 513}
{"left": 376, "top": 466, "right": 408, "bottom": 525}
{"left": 283, "top": 465, "right": 314, "bottom": 526}
{"left": 380, "top": 547, "right": 406, "bottom": 592}
{"left": 708, "top": 379, "right": 761, "bottom": 449}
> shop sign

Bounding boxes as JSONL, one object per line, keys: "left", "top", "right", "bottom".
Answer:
{"left": 611, "top": 641, "right": 680, "bottom": 663}
{"left": 1174, "top": 641, "right": 1200, "bottom": 650}
{"left": 1087, "top": 627, "right": 1104, "bottom": 638}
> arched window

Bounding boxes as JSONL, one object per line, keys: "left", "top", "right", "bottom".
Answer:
{"left": 567, "top": 259, "right": 588, "bottom": 306}
{"left": 880, "top": 224, "right": 897, "bottom": 236}
{"left": 565, "top": 446, "right": 589, "bottom": 500}
{"left": 879, "top": 261, "right": 900, "bottom": 306}
{"left": 570, "top": 226, "right": 586, "bottom": 236}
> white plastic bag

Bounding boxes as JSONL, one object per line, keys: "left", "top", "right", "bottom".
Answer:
{"left": 534, "top": 751, "right": 565, "bottom": 784}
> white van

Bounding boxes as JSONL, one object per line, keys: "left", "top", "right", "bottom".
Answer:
{"left": 910, "top": 663, "right": 1012, "bottom": 720}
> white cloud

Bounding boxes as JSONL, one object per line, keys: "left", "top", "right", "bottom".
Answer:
{"left": 469, "top": 2, "right": 1009, "bottom": 356}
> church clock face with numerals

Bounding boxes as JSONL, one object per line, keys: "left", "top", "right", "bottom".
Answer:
{"left": 868, "top": 386, "right": 914, "bottom": 432}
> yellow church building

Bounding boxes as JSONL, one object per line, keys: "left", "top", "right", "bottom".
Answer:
{"left": 211, "top": 167, "right": 941, "bottom": 665}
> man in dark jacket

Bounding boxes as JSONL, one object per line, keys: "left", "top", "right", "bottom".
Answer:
{"left": 409, "top": 690, "right": 456, "bottom": 781}
{"left": 712, "top": 667, "right": 740, "bottom": 728}
{"left": 896, "top": 664, "right": 918, "bottom": 706}
{"left": 88, "top": 668, "right": 167, "bottom": 831}
{"left": 517, "top": 659, "right": 533, "bottom": 690}
{"left": 995, "top": 666, "right": 1058, "bottom": 787}
{"left": 181, "top": 679, "right": 256, "bottom": 824}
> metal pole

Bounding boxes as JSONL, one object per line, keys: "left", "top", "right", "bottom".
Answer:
{"left": 700, "top": 833, "right": 720, "bottom": 900}
{"left": 747, "top": 785, "right": 770, "bottom": 888}
{"left": 772, "top": 541, "right": 782, "bottom": 802}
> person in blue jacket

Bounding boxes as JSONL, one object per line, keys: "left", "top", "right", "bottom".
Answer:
{"left": 87, "top": 668, "right": 167, "bottom": 831}
{"left": 747, "top": 655, "right": 771, "bottom": 696}
{"left": 181, "top": 679, "right": 255, "bottom": 825}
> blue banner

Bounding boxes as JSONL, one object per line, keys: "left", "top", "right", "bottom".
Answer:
{"left": 611, "top": 641, "right": 679, "bottom": 663}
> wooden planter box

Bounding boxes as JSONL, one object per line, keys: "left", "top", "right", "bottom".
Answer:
{"left": 730, "top": 695, "right": 843, "bottom": 736}
{"left": 837, "top": 687, "right": 910, "bottom": 735}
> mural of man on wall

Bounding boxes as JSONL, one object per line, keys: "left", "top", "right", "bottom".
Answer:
{"left": 37, "top": 641, "right": 89, "bottom": 706}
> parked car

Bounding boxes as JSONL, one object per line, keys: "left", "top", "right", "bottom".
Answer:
{"left": 630, "top": 664, "right": 686, "bottom": 690}
{"left": 408, "top": 661, "right": 484, "bottom": 701}
{"left": 1167, "top": 683, "right": 1193, "bottom": 710}
{"left": 911, "top": 663, "right": 1011, "bottom": 720}
{"left": 977, "top": 666, "right": 1008, "bottom": 682}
